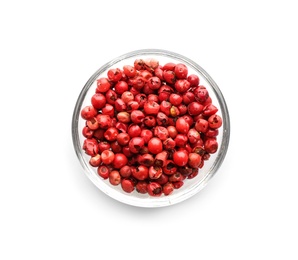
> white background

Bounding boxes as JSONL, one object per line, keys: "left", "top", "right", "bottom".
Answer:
{"left": 1, "top": 0, "right": 297, "bottom": 259}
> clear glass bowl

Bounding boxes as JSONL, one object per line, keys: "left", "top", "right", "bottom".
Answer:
{"left": 72, "top": 49, "right": 230, "bottom": 207}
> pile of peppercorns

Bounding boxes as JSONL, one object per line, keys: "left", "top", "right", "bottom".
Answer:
{"left": 81, "top": 58, "right": 222, "bottom": 196}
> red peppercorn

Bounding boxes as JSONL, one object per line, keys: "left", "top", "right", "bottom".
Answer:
{"left": 204, "top": 138, "right": 218, "bottom": 154}
{"left": 102, "top": 104, "right": 114, "bottom": 117}
{"left": 82, "top": 126, "right": 94, "bottom": 138}
{"left": 163, "top": 160, "right": 177, "bottom": 175}
{"left": 149, "top": 166, "right": 163, "bottom": 179}
{"left": 114, "top": 98, "right": 127, "bottom": 112}
{"left": 105, "top": 89, "right": 117, "bottom": 105}
{"left": 147, "top": 182, "right": 162, "bottom": 197}
{"left": 163, "top": 138, "right": 176, "bottom": 150}
{"left": 113, "top": 153, "right": 128, "bottom": 169}
{"left": 83, "top": 138, "right": 99, "bottom": 157}
{"left": 137, "top": 153, "right": 154, "bottom": 167}
{"left": 169, "top": 93, "right": 183, "bottom": 106}
{"left": 144, "top": 100, "right": 160, "bottom": 115}
{"left": 182, "top": 92, "right": 195, "bottom": 105}
{"left": 98, "top": 141, "right": 111, "bottom": 153}
{"left": 116, "top": 133, "right": 130, "bottom": 146}
{"left": 97, "top": 165, "right": 110, "bottom": 179}
{"left": 154, "top": 126, "right": 169, "bottom": 141}
{"left": 155, "top": 174, "right": 169, "bottom": 185}
{"left": 154, "top": 66, "right": 164, "bottom": 80}
{"left": 163, "top": 182, "right": 174, "bottom": 196}
{"left": 96, "top": 78, "right": 111, "bottom": 93}
{"left": 101, "top": 150, "right": 115, "bottom": 165}
{"left": 144, "top": 58, "right": 159, "bottom": 70}
{"left": 127, "top": 124, "right": 141, "bottom": 138}
{"left": 187, "top": 128, "right": 200, "bottom": 144}
{"left": 134, "top": 59, "right": 145, "bottom": 70}
{"left": 121, "top": 178, "right": 135, "bottom": 193}
{"left": 187, "top": 74, "right": 200, "bottom": 87}
{"left": 129, "top": 137, "right": 145, "bottom": 154}
{"left": 182, "top": 114, "right": 194, "bottom": 127}
{"left": 131, "top": 165, "right": 149, "bottom": 181}
{"left": 178, "top": 104, "right": 187, "bottom": 115}
{"left": 91, "top": 93, "right": 106, "bottom": 109}
{"left": 81, "top": 105, "right": 98, "bottom": 120}
{"left": 158, "top": 87, "right": 172, "bottom": 102}
{"left": 154, "top": 151, "right": 168, "bottom": 167}
{"left": 134, "top": 94, "right": 146, "bottom": 108}
{"left": 175, "top": 79, "right": 190, "bottom": 93}
{"left": 147, "top": 94, "right": 159, "bottom": 102}
{"left": 194, "top": 86, "right": 209, "bottom": 103}
{"left": 188, "top": 102, "right": 204, "bottom": 116}
{"left": 188, "top": 153, "right": 202, "bottom": 168}
{"left": 176, "top": 117, "right": 190, "bottom": 134}
{"left": 160, "top": 101, "right": 171, "bottom": 116}
{"left": 148, "top": 76, "right": 161, "bottom": 90}
{"left": 163, "top": 63, "right": 176, "bottom": 71}
{"left": 117, "top": 112, "right": 131, "bottom": 123}
{"left": 169, "top": 172, "right": 183, "bottom": 182}
{"left": 148, "top": 137, "right": 163, "bottom": 154}
{"left": 143, "top": 115, "right": 156, "bottom": 128}
{"left": 130, "top": 110, "right": 145, "bottom": 124}
{"left": 195, "top": 118, "right": 209, "bottom": 133}
{"left": 140, "top": 129, "right": 153, "bottom": 144}
{"left": 107, "top": 68, "right": 122, "bottom": 82}
{"left": 115, "top": 81, "right": 129, "bottom": 95}
{"left": 205, "top": 128, "right": 219, "bottom": 138}
{"left": 203, "top": 104, "right": 218, "bottom": 116}
{"left": 123, "top": 65, "right": 137, "bottom": 78}
{"left": 121, "top": 91, "right": 134, "bottom": 104}
{"left": 136, "top": 181, "right": 148, "bottom": 194}
{"left": 167, "top": 126, "right": 178, "bottom": 139}
{"left": 174, "top": 134, "right": 188, "bottom": 147}
{"left": 104, "top": 127, "right": 118, "bottom": 142}
{"left": 174, "top": 63, "right": 188, "bottom": 79}
{"left": 119, "top": 166, "right": 132, "bottom": 178}
{"left": 125, "top": 101, "right": 138, "bottom": 112}
{"left": 109, "top": 170, "right": 121, "bottom": 186}
{"left": 163, "top": 70, "right": 176, "bottom": 84}
{"left": 173, "top": 150, "right": 188, "bottom": 167}
{"left": 208, "top": 114, "right": 223, "bottom": 129}
{"left": 89, "top": 154, "right": 101, "bottom": 167}
{"left": 86, "top": 117, "right": 99, "bottom": 130}
{"left": 172, "top": 181, "right": 184, "bottom": 189}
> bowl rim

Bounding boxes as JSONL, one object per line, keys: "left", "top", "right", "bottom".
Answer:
{"left": 72, "top": 48, "right": 230, "bottom": 207}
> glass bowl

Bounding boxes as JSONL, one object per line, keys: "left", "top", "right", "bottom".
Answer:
{"left": 72, "top": 49, "right": 230, "bottom": 207}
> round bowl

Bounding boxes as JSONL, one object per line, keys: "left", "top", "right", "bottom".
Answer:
{"left": 72, "top": 49, "right": 230, "bottom": 207}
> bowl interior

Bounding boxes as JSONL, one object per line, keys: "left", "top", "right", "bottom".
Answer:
{"left": 72, "top": 49, "right": 230, "bottom": 207}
